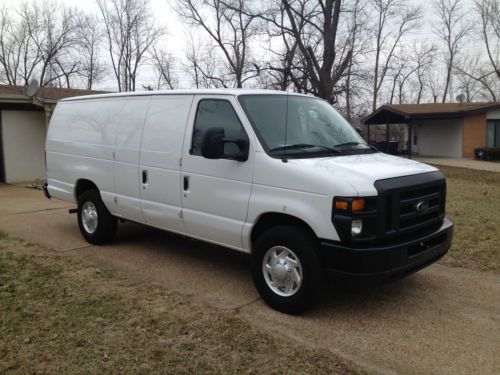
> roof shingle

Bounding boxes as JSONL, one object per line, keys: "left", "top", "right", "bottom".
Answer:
{"left": 385, "top": 102, "right": 500, "bottom": 115}
{"left": 0, "top": 84, "right": 108, "bottom": 101}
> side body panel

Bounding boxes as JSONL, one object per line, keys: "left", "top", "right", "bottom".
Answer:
{"left": 46, "top": 99, "right": 120, "bottom": 204}
{"left": 139, "top": 95, "right": 194, "bottom": 233}
{"left": 240, "top": 152, "right": 348, "bottom": 251}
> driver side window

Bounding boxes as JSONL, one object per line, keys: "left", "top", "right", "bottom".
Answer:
{"left": 191, "top": 99, "right": 246, "bottom": 156}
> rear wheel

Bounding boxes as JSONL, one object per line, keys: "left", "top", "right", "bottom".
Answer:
{"left": 252, "top": 225, "right": 323, "bottom": 314}
{"left": 77, "top": 190, "right": 117, "bottom": 245}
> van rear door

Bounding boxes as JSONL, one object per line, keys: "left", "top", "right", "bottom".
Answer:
{"left": 180, "top": 95, "right": 254, "bottom": 249}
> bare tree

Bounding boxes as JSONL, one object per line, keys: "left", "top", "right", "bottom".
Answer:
{"left": 433, "top": 0, "right": 470, "bottom": 103}
{"left": 387, "top": 50, "right": 410, "bottom": 104}
{"left": 184, "top": 37, "right": 203, "bottom": 88}
{"left": 257, "top": 2, "right": 302, "bottom": 91}
{"left": 36, "top": 1, "right": 80, "bottom": 86}
{"left": 52, "top": 57, "right": 80, "bottom": 88}
{"left": 370, "top": 0, "right": 422, "bottom": 110}
{"left": 174, "top": 0, "right": 259, "bottom": 88}
{"left": 150, "top": 45, "right": 178, "bottom": 89}
{"left": 412, "top": 43, "right": 436, "bottom": 103}
{"left": 474, "top": 0, "right": 500, "bottom": 79}
{"left": 344, "top": 0, "right": 371, "bottom": 121}
{"left": 454, "top": 57, "right": 482, "bottom": 102}
{"left": 387, "top": 43, "right": 436, "bottom": 104}
{"left": 97, "top": 0, "right": 164, "bottom": 92}
{"left": 279, "top": 0, "right": 354, "bottom": 103}
{"left": 0, "top": 1, "right": 79, "bottom": 87}
{"left": 77, "top": 14, "right": 107, "bottom": 90}
{"left": 454, "top": 53, "right": 498, "bottom": 101}
{"left": 184, "top": 36, "right": 230, "bottom": 88}
{"left": 0, "top": 6, "right": 42, "bottom": 85}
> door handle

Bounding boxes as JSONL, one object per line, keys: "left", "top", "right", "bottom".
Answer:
{"left": 183, "top": 175, "right": 189, "bottom": 191}
{"left": 142, "top": 170, "right": 148, "bottom": 184}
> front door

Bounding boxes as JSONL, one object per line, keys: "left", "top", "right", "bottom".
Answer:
{"left": 180, "top": 96, "right": 254, "bottom": 249}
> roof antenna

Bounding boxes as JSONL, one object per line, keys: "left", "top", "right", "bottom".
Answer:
{"left": 456, "top": 94, "right": 465, "bottom": 105}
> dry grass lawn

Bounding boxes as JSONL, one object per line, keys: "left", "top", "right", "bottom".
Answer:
{"left": 436, "top": 166, "right": 499, "bottom": 271}
{"left": 0, "top": 233, "right": 359, "bottom": 375}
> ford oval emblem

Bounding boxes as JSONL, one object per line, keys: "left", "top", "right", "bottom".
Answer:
{"left": 415, "top": 200, "right": 429, "bottom": 215}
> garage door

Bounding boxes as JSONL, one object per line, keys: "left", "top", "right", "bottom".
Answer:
{"left": 417, "top": 119, "right": 462, "bottom": 158}
{"left": 1, "top": 110, "right": 46, "bottom": 183}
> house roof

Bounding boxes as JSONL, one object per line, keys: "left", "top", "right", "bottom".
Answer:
{"left": 363, "top": 102, "right": 500, "bottom": 125}
{"left": 0, "top": 84, "right": 108, "bottom": 105}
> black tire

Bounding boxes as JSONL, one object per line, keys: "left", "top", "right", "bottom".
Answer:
{"left": 252, "top": 225, "right": 324, "bottom": 314}
{"left": 77, "top": 189, "right": 117, "bottom": 245}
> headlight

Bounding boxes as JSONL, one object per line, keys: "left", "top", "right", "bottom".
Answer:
{"left": 351, "top": 219, "right": 363, "bottom": 236}
{"left": 332, "top": 196, "right": 376, "bottom": 241}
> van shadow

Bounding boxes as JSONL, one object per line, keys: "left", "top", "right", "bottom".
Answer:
{"left": 112, "top": 221, "right": 252, "bottom": 272}
{"left": 110, "top": 221, "right": 438, "bottom": 315}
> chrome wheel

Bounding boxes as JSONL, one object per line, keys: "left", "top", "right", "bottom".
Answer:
{"left": 81, "top": 201, "right": 98, "bottom": 234}
{"left": 262, "top": 246, "right": 302, "bottom": 297}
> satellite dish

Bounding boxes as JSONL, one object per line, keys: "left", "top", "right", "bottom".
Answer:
{"left": 27, "top": 79, "right": 39, "bottom": 97}
{"left": 456, "top": 94, "right": 465, "bottom": 103}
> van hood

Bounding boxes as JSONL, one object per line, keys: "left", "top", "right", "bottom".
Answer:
{"left": 286, "top": 152, "right": 437, "bottom": 196}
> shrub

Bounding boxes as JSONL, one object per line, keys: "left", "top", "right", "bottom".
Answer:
{"left": 474, "top": 147, "right": 500, "bottom": 161}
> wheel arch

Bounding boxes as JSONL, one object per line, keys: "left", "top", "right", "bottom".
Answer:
{"left": 250, "top": 212, "right": 318, "bottom": 248}
{"left": 74, "top": 179, "right": 99, "bottom": 202}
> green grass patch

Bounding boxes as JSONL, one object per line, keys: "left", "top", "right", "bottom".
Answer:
{"left": 0, "top": 238, "right": 359, "bottom": 374}
{"left": 436, "top": 166, "right": 500, "bottom": 271}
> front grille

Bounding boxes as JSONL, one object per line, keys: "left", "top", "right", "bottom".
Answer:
{"left": 374, "top": 171, "right": 446, "bottom": 240}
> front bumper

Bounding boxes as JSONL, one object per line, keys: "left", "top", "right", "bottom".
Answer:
{"left": 320, "top": 218, "right": 453, "bottom": 281}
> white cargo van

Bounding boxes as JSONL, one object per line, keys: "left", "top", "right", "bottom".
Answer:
{"left": 44, "top": 90, "right": 453, "bottom": 313}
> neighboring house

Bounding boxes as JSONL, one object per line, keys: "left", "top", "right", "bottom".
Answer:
{"left": 363, "top": 102, "right": 500, "bottom": 159}
{"left": 0, "top": 84, "right": 105, "bottom": 183}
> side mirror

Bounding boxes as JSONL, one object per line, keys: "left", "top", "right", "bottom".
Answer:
{"left": 200, "top": 127, "right": 249, "bottom": 162}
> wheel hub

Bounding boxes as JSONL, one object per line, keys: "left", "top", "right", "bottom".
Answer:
{"left": 270, "top": 262, "right": 288, "bottom": 282}
{"left": 81, "top": 201, "right": 98, "bottom": 234}
{"left": 262, "top": 246, "right": 302, "bottom": 297}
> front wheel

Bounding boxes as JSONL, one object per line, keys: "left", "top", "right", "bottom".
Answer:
{"left": 77, "top": 190, "right": 117, "bottom": 245}
{"left": 252, "top": 225, "right": 324, "bottom": 314}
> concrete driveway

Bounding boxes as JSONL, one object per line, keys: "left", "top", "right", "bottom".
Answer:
{"left": 1, "top": 184, "right": 499, "bottom": 375}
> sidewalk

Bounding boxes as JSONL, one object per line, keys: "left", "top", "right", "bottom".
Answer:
{"left": 415, "top": 157, "right": 500, "bottom": 172}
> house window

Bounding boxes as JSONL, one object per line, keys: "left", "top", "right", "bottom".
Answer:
{"left": 486, "top": 120, "right": 500, "bottom": 147}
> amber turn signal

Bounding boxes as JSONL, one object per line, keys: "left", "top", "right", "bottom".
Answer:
{"left": 335, "top": 201, "right": 349, "bottom": 210}
{"left": 352, "top": 198, "right": 365, "bottom": 212}
{"left": 335, "top": 198, "right": 365, "bottom": 212}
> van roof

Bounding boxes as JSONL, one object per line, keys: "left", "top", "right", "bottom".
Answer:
{"left": 60, "top": 89, "right": 313, "bottom": 102}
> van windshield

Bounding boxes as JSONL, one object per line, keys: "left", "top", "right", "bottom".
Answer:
{"left": 238, "top": 94, "right": 374, "bottom": 158}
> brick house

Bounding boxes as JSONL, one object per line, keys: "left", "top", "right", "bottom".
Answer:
{"left": 0, "top": 84, "right": 104, "bottom": 183}
{"left": 363, "top": 102, "right": 500, "bottom": 159}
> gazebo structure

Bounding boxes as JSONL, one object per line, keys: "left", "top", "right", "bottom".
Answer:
{"left": 362, "top": 102, "right": 500, "bottom": 159}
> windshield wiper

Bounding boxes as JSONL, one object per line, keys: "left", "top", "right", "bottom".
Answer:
{"left": 269, "top": 144, "right": 341, "bottom": 153}
{"left": 333, "top": 141, "right": 377, "bottom": 151}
